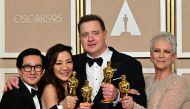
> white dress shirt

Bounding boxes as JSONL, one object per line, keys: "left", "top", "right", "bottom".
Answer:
{"left": 86, "top": 47, "right": 113, "bottom": 101}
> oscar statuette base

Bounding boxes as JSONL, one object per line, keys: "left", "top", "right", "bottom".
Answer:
{"left": 99, "top": 100, "right": 113, "bottom": 109}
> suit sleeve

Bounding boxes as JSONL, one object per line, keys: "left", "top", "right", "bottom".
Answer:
{"left": 0, "top": 89, "right": 31, "bottom": 109}
{"left": 123, "top": 60, "right": 147, "bottom": 108}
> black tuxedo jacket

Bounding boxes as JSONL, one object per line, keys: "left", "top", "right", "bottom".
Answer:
{"left": 0, "top": 78, "right": 41, "bottom": 109}
{"left": 73, "top": 47, "right": 147, "bottom": 108}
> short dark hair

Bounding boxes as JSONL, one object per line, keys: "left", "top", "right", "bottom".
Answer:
{"left": 78, "top": 14, "right": 106, "bottom": 33}
{"left": 16, "top": 48, "right": 46, "bottom": 69}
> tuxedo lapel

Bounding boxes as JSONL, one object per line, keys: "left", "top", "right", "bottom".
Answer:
{"left": 110, "top": 50, "right": 123, "bottom": 84}
{"left": 75, "top": 53, "right": 87, "bottom": 81}
{"left": 19, "top": 79, "right": 37, "bottom": 109}
{"left": 73, "top": 53, "right": 88, "bottom": 105}
{"left": 93, "top": 86, "right": 103, "bottom": 103}
{"left": 37, "top": 95, "right": 42, "bottom": 109}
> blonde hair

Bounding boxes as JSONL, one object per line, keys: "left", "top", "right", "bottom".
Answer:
{"left": 150, "top": 32, "right": 177, "bottom": 55}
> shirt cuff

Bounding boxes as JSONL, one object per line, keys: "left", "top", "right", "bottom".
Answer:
{"left": 57, "top": 105, "right": 63, "bottom": 109}
{"left": 49, "top": 104, "right": 63, "bottom": 109}
{"left": 113, "top": 89, "right": 120, "bottom": 107}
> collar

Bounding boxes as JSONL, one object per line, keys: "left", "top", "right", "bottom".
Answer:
{"left": 87, "top": 47, "right": 112, "bottom": 59}
{"left": 22, "top": 79, "right": 38, "bottom": 93}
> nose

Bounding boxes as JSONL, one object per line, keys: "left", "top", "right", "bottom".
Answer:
{"left": 30, "top": 67, "right": 36, "bottom": 74}
{"left": 87, "top": 34, "right": 94, "bottom": 41}
{"left": 61, "top": 63, "right": 68, "bottom": 70}
{"left": 159, "top": 52, "right": 164, "bottom": 58}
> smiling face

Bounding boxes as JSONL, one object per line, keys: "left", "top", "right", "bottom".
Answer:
{"left": 151, "top": 38, "right": 176, "bottom": 71}
{"left": 19, "top": 55, "right": 43, "bottom": 88}
{"left": 53, "top": 51, "right": 73, "bottom": 82}
{"left": 79, "top": 20, "right": 107, "bottom": 58}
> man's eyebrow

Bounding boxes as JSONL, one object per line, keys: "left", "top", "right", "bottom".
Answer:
{"left": 92, "top": 30, "right": 99, "bottom": 32}
{"left": 81, "top": 32, "right": 88, "bottom": 34}
{"left": 23, "top": 63, "right": 42, "bottom": 66}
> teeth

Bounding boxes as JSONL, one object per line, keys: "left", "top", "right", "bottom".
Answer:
{"left": 60, "top": 73, "right": 68, "bottom": 76}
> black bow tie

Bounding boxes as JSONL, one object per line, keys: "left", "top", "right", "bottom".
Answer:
{"left": 31, "top": 89, "right": 38, "bottom": 97}
{"left": 86, "top": 57, "right": 103, "bottom": 67}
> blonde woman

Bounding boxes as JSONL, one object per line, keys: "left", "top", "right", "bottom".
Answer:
{"left": 121, "top": 32, "right": 189, "bottom": 109}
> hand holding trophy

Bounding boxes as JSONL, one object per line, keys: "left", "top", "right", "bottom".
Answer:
{"left": 81, "top": 80, "right": 92, "bottom": 103}
{"left": 100, "top": 61, "right": 115, "bottom": 109}
{"left": 68, "top": 71, "right": 79, "bottom": 96}
{"left": 119, "top": 75, "right": 130, "bottom": 97}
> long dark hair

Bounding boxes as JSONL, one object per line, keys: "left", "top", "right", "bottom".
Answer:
{"left": 40, "top": 43, "right": 72, "bottom": 103}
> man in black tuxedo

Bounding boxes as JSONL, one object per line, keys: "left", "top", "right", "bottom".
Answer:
{"left": 73, "top": 14, "right": 147, "bottom": 109}
{"left": 0, "top": 48, "right": 46, "bottom": 109}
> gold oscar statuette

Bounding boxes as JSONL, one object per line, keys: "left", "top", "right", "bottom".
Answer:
{"left": 119, "top": 75, "right": 130, "bottom": 97}
{"left": 103, "top": 61, "right": 114, "bottom": 84}
{"left": 68, "top": 71, "right": 79, "bottom": 96}
{"left": 100, "top": 61, "right": 114, "bottom": 109}
{"left": 81, "top": 80, "right": 92, "bottom": 103}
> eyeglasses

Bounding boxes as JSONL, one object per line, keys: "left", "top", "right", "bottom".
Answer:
{"left": 22, "top": 65, "right": 43, "bottom": 72}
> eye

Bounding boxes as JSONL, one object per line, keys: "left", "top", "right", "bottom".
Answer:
{"left": 81, "top": 32, "right": 89, "bottom": 38}
{"left": 35, "top": 65, "right": 42, "bottom": 69}
{"left": 153, "top": 49, "right": 160, "bottom": 52}
{"left": 55, "top": 62, "right": 62, "bottom": 65}
{"left": 23, "top": 65, "right": 31, "bottom": 69}
{"left": 164, "top": 50, "right": 171, "bottom": 53}
{"left": 92, "top": 31, "right": 100, "bottom": 35}
{"left": 67, "top": 60, "right": 73, "bottom": 63}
